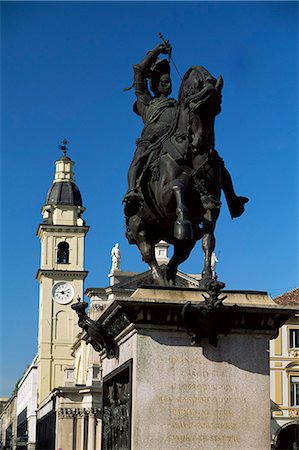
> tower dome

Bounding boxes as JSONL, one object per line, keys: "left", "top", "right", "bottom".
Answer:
{"left": 45, "top": 152, "right": 82, "bottom": 207}
{"left": 46, "top": 178, "right": 82, "bottom": 206}
{"left": 42, "top": 141, "right": 85, "bottom": 226}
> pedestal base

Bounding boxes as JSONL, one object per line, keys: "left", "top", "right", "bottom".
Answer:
{"left": 97, "top": 288, "right": 295, "bottom": 450}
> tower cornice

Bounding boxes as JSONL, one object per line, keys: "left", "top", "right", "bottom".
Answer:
{"left": 36, "top": 269, "right": 88, "bottom": 282}
{"left": 37, "top": 224, "right": 89, "bottom": 238}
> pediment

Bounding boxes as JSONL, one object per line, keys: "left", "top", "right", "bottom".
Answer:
{"left": 109, "top": 266, "right": 200, "bottom": 291}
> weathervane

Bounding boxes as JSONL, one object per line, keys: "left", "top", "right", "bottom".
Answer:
{"left": 59, "top": 139, "right": 69, "bottom": 157}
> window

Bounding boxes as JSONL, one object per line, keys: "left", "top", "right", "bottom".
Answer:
{"left": 290, "top": 329, "right": 299, "bottom": 349}
{"left": 57, "top": 242, "right": 69, "bottom": 264}
{"left": 5, "top": 424, "right": 12, "bottom": 449}
{"left": 64, "top": 367, "right": 75, "bottom": 385}
{"left": 65, "top": 368, "right": 75, "bottom": 380}
{"left": 290, "top": 375, "right": 299, "bottom": 406}
{"left": 17, "top": 407, "right": 28, "bottom": 447}
{"left": 83, "top": 415, "right": 88, "bottom": 450}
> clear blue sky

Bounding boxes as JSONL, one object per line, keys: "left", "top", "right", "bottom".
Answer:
{"left": 1, "top": 1, "right": 298, "bottom": 396}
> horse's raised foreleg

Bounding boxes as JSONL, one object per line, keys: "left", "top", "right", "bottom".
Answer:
{"left": 166, "top": 239, "right": 196, "bottom": 285}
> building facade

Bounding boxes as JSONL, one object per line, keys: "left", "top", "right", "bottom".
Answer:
{"left": 16, "top": 358, "right": 38, "bottom": 450}
{"left": 270, "top": 288, "right": 299, "bottom": 449}
{"left": 0, "top": 395, "right": 17, "bottom": 449}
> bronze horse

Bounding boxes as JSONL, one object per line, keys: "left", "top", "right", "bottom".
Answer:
{"left": 124, "top": 66, "right": 245, "bottom": 286}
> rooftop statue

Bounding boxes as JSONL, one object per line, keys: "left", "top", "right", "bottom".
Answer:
{"left": 123, "top": 38, "right": 248, "bottom": 287}
{"left": 110, "top": 243, "right": 121, "bottom": 273}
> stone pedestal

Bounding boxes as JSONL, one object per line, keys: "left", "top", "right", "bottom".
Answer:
{"left": 96, "top": 288, "right": 295, "bottom": 450}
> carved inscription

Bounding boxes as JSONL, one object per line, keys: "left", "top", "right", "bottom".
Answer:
{"left": 152, "top": 355, "right": 246, "bottom": 445}
{"left": 169, "top": 434, "right": 239, "bottom": 443}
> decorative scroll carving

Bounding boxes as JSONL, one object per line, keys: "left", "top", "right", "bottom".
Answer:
{"left": 71, "top": 298, "right": 118, "bottom": 358}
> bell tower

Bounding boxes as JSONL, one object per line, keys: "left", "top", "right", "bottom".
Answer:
{"left": 36, "top": 142, "right": 89, "bottom": 405}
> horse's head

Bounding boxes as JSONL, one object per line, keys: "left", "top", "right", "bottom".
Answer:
{"left": 178, "top": 66, "right": 223, "bottom": 115}
{"left": 176, "top": 66, "right": 224, "bottom": 156}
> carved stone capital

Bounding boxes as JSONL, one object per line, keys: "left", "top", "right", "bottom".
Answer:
{"left": 58, "top": 407, "right": 101, "bottom": 418}
{"left": 72, "top": 298, "right": 118, "bottom": 358}
{"left": 90, "top": 303, "right": 104, "bottom": 312}
{"left": 289, "top": 408, "right": 299, "bottom": 417}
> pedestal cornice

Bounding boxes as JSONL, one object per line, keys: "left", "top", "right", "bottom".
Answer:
{"left": 72, "top": 288, "right": 298, "bottom": 358}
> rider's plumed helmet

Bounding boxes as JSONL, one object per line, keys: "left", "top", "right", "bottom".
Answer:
{"left": 147, "top": 58, "right": 171, "bottom": 95}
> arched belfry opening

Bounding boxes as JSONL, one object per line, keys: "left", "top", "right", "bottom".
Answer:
{"left": 57, "top": 242, "right": 69, "bottom": 264}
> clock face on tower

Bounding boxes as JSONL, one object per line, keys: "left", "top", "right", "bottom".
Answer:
{"left": 52, "top": 281, "right": 74, "bottom": 305}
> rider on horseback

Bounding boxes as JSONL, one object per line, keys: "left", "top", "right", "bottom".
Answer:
{"left": 124, "top": 41, "right": 177, "bottom": 207}
{"left": 123, "top": 42, "right": 248, "bottom": 219}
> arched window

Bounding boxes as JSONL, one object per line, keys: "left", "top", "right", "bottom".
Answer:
{"left": 275, "top": 422, "right": 299, "bottom": 449}
{"left": 57, "top": 242, "right": 69, "bottom": 264}
{"left": 290, "top": 375, "right": 299, "bottom": 406}
{"left": 286, "top": 364, "right": 299, "bottom": 407}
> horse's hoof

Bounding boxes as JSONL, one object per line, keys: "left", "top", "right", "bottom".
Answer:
{"left": 198, "top": 277, "right": 214, "bottom": 289}
{"left": 174, "top": 220, "right": 193, "bottom": 240}
{"left": 166, "top": 273, "right": 176, "bottom": 287}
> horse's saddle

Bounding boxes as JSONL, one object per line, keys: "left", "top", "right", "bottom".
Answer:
{"left": 162, "top": 133, "right": 188, "bottom": 162}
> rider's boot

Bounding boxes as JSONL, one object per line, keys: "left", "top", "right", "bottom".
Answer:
{"left": 173, "top": 186, "right": 193, "bottom": 240}
{"left": 221, "top": 165, "right": 248, "bottom": 218}
{"left": 123, "top": 164, "right": 144, "bottom": 208}
{"left": 226, "top": 195, "right": 249, "bottom": 218}
{"left": 174, "top": 215, "right": 194, "bottom": 240}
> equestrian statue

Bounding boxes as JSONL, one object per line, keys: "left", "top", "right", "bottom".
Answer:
{"left": 123, "top": 38, "right": 248, "bottom": 287}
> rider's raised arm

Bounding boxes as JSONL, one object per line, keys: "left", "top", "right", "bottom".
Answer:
{"left": 133, "top": 43, "right": 171, "bottom": 94}
{"left": 133, "top": 43, "right": 171, "bottom": 115}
